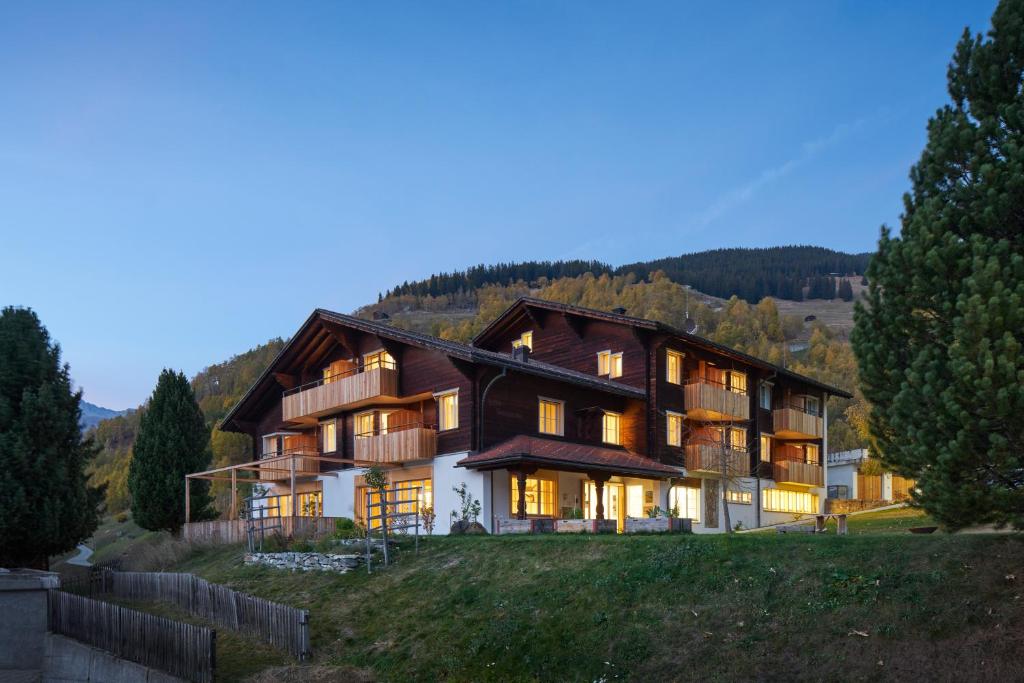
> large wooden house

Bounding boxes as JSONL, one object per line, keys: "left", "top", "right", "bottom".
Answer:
{"left": 185, "top": 297, "right": 849, "bottom": 538}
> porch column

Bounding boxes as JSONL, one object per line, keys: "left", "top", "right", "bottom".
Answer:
{"left": 594, "top": 479, "right": 605, "bottom": 521}
{"left": 184, "top": 476, "right": 191, "bottom": 523}
{"left": 516, "top": 469, "right": 528, "bottom": 520}
{"left": 290, "top": 455, "right": 297, "bottom": 519}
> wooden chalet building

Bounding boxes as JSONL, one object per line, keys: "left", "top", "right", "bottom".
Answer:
{"left": 185, "top": 297, "right": 849, "bottom": 538}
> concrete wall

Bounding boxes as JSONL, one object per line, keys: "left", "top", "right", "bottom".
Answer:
{"left": 433, "top": 451, "right": 491, "bottom": 534}
{"left": 828, "top": 462, "right": 858, "bottom": 498}
{"left": 43, "top": 633, "right": 183, "bottom": 683}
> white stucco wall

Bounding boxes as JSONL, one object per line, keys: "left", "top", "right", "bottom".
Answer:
{"left": 434, "top": 451, "right": 491, "bottom": 534}
{"left": 827, "top": 463, "right": 858, "bottom": 498}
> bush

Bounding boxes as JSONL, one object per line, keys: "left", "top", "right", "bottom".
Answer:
{"left": 115, "top": 511, "right": 130, "bottom": 524}
{"left": 332, "top": 517, "right": 365, "bottom": 540}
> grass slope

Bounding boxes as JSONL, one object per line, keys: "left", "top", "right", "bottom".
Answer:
{"left": 164, "top": 509, "right": 1022, "bottom": 682}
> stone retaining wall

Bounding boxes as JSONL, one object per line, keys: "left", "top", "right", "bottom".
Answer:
{"left": 554, "top": 519, "right": 617, "bottom": 534}
{"left": 623, "top": 517, "right": 692, "bottom": 533}
{"left": 244, "top": 552, "right": 363, "bottom": 573}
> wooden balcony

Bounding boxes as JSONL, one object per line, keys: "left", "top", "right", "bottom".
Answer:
{"left": 685, "top": 380, "right": 750, "bottom": 421}
{"left": 773, "top": 407, "right": 824, "bottom": 439}
{"left": 685, "top": 443, "right": 749, "bottom": 477}
{"left": 773, "top": 460, "right": 823, "bottom": 487}
{"left": 354, "top": 425, "right": 437, "bottom": 464}
{"left": 258, "top": 450, "right": 320, "bottom": 482}
{"left": 282, "top": 366, "right": 399, "bottom": 422}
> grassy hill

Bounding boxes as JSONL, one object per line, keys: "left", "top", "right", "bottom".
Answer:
{"left": 99, "top": 508, "right": 1022, "bottom": 682}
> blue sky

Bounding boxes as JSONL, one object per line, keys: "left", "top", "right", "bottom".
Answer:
{"left": 0, "top": 1, "right": 998, "bottom": 409}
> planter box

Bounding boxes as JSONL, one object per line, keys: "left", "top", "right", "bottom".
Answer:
{"left": 624, "top": 517, "right": 692, "bottom": 534}
{"left": 554, "top": 519, "right": 617, "bottom": 534}
{"left": 493, "top": 518, "right": 556, "bottom": 535}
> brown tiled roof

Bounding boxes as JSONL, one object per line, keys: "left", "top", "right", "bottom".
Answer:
{"left": 456, "top": 435, "right": 683, "bottom": 479}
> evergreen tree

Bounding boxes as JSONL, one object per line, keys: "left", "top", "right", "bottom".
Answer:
{"left": 129, "top": 369, "right": 215, "bottom": 531}
{"left": 0, "top": 307, "right": 101, "bottom": 567}
{"left": 837, "top": 279, "right": 854, "bottom": 302}
{"left": 853, "top": 0, "right": 1024, "bottom": 530}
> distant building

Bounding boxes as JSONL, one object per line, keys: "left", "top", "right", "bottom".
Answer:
{"left": 826, "top": 449, "right": 915, "bottom": 513}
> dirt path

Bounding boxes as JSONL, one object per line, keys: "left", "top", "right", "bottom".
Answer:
{"left": 66, "top": 543, "right": 93, "bottom": 567}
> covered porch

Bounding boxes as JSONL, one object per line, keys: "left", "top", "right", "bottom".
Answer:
{"left": 457, "top": 435, "right": 683, "bottom": 533}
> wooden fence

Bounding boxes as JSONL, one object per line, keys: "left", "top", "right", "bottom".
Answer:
{"left": 184, "top": 516, "right": 342, "bottom": 545}
{"left": 48, "top": 590, "right": 215, "bottom": 683}
{"left": 92, "top": 570, "right": 310, "bottom": 660}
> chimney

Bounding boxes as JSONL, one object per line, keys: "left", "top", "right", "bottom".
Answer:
{"left": 611, "top": 307, "right": 627, "bottom": 315}
{"left": 512, "top": 345, "right": 530, "bottom": 362}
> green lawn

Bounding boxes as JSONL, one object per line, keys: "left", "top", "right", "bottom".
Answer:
{"left": 155, "top": 507, "right": 1022, "bottom": 682}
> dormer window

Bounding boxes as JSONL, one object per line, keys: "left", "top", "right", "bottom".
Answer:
{"left": 511, "top": 331, "right": 533, "bottom": 351}
{"left": 597, "top": 351, "right": 623, "bottom": 379}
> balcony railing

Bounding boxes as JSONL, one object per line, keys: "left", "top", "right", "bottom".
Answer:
{"left": 772, "top": 406, "right": 823, "bottom": 439}
{"left": 354, "top": 423, "right": 437, "bottom": 465}
{"left": 684, "top": 443, "right": 749, "bottom": 477}
{"left": 684, "top": 379, "right": 750, "bottom": 421}
{"left": 282, "top": 363, "right": 399, "bottom": 421}
{"left": 258, "top": 448, "right": 321, "bottom": 482}
{"left": 773, "top": 460, "right": 823, "bottom": 486}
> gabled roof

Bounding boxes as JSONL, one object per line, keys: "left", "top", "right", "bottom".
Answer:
{"left": 456, "top": 434, "right": 682, "bottom": 479}
{"left": 219, "top": 308, "right": 645, "bottom": 432}
{"left": 473, "top": 297, "right": 853, "bottom": 399}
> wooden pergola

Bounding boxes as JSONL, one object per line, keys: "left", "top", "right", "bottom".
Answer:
{"left": 184, "top": 453, "right": 398, "bottom": 523}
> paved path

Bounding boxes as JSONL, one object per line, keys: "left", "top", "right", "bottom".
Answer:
{"left": 66, "top": 543, "right": 93, "bottom": 567}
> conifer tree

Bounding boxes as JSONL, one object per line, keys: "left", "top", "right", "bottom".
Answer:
{"left": 837, "top": 279, "right": 854, "bottom": 302}
{"left": 853, "top": 0, "right": 1024, "bottom": 529}
{"left": 0, "top": 307, "right": 102, "bottom": 568}
{"left": 129, "top": 369, "right": 215, "bottom": 531}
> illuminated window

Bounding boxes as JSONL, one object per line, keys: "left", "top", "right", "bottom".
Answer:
{"left": 666, "top": 411, "right": 683, "bottom": 447}
{"left": 354, "top": 411, "right": 374, "bottom": 438}
{"left": 666, "top": 350, "right": 683, "bottom": 385}
{"left": 669, "top": 485, "right": 700, "bottom": 521}
{"left": 511, "top": 476, "right": 555, "bottom": 516}
{"left": 364, "top": 350, "right": 396, "bottom": 371}
{"left": 609, "top": 353, "right": 623, "bottom": 379}
{"left": 437, "top": 391, "right": 459, "bottom": 431}
{"left": 762, "top": 488, "right": 819, "bottom": 514}
{"left": 759, "top": 434, "right": 772, "bottom": 462}
{"left": 323, "top": 359, "right": 350, "bottom": 384}
{"left": 264, "top": 491, "right": 323, "bottom": 518}
{"left": 728, "top": 371, "right": 747, "bottom": 395}
{"left": 511, "top": 331, "right": 533, "bottom": 350}
{"left": 538, "top": 398, "right": 564, "bottom": 436}
{"left": 759, "top": 382, "right": 772, "bottom": 410}
{"left": 726, "top": 489, "right": 752, "bottom": 504}
{"left": 597, "top": 350, "right": 611, "bottom": 376}
{"left": 357, "top": 479, "right": 433, "bottom": 529}
{"left": 803, "top": 444, "right": 820, "bottom": 465}
{"left": 729, "top": 427, "right": 747, "bottom": 452}
{"left": 602, "top": 411, "right": 621, "bottom": 445}
{"left": 320, "top": 420, "right": 337, "bottom": 452}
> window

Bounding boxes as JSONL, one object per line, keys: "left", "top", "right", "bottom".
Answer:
{"left": 759, "top": 434, "right": 772, "bottom": 462}
{"left": 803, "top": 444, "right": 820, "bottom": 465}
{"left": 264, "top": 490, "right": 323, "bottom": 518}
{"left": 609, "top": 353, "right": 623, "bottom": 379}
{"left": 762, "top": 488, "right": 819, "bottom": 514}
{"left": 728, "top": 371, "right": 747, "bottom": 394}
{"left": 379, "top": 410, "right": 394, "bottom": 435}
{"left": 323, "top": 359, "right": 350, "bottom": 384}
{"left": 358, "top": 478, "right": 432, "bottom": 529}
{"left": 666, "top": 350, "right": 683, "bottom": 385}
{"left": 354, "top": 411, "right": 374, "bottom": 438}
{"left": 511, "top": 331, "right": 533, "bottom": 350}
{"left": 726, "top": 489, "right": 752, "bottom": 505}
{"left": 666, "top": 411, "right": 683, "bottom": 447}
{"left": 602, "top": 411, "right": 621, "bottom": 445}
{"left": 364, "top": 350, "right": 396, "bottom": 371}
{"left": 511, "top": 476, "right": 555, "bottom": 516}
{"left": 437, "top": 390, "right": 459, "bottom": 431}
{"left": 804, "top": 396, "right": 821, "bottom": 417}
{"left": 669, "top": 485, "right": 700, "bottom": 521}
{"left": 597, "top": 350, "right": 611, "bottom": 376}
{"left": 759, "top": 382, "right": 772, "bottom": 410}
{"left": 320, "top": 420, "right": 337, "bottom": 453}
{"left": 729, "top": 427, "right": 747, "bottom": 452}
{"left": 538, "top": 398, "right": 564, "bottom": 436}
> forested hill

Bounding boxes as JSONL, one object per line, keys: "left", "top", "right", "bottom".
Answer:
{"left": 382, "top": 246, "right": 870, "bottom": 304}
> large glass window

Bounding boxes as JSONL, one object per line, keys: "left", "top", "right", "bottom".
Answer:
{"left": 669, "top": 485, "right": 701, "bottom": 521}
{"left": 729, "top": 427, "right": 747, "bottom": 452}
{"left": 511, "top": 476, "right": 555, "bottom": 516}
{"left": 263, "top": 490, "right": 323, "bottom": 518}
{"left": 728, "top": 371, "right": 747, "bottom": 395}
{"left": 354, "top": 411, "right": 374, "bottom": 438}
{"left": 602, "top": 411, "right": 622, "bottom": 445}
{"left": 437, "top": 391, "right": 459, "bottom": 431}
{"left": 726, "top": 489, "right": 752, "bottom": 504}
{"left": 364, "top": 350, "right": 396, "bottom": 371}
{"left": 666, "top": 412, "right": 683, "bottom": 447}
{"left": 320, "top": 420, "right": 337, "bottom": 452}
{"left": 538, "top": 398, "right": 563, "bottom": 436}
{"left": 666, "top": 350, "right": 683, "bottom": 385}
{"left": 357, "top": 478, "right": 433, "bottom": 529}
{"left": 803, "top": 444, "right": 820, "bottom": 465}
{"left": 762, "top": 488, "right": 819, "bottom": 514}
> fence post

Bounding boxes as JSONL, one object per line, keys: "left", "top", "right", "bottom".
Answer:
{"left": 299, "top": 609, "right": 311, "bottom": 661}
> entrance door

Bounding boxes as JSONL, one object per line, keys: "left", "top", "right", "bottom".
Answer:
{"left": 584, "top": 482, "right": 626, "bottom": 532}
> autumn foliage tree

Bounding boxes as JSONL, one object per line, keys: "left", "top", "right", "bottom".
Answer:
{"left": 853, "top": 0, "right": 1024, "bottom": 529}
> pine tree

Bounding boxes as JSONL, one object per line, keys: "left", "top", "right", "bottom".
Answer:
{"left": 837, "top": 279, "right": 854, "bottom": 302}
{"left": 852, "top": 0, "right": 1024, "bottom": 530}
{"left": 0, "top": 307, "right": 102, "bottom": 567}
{"left": 129, "top": 369, "right": 215, "bottom": 532}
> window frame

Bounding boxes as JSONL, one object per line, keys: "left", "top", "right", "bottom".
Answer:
{"left": 320, "top": 419, "right": 337, "bottom": 453}
{"left": 666, "top": 350, "right": 684, "bottom": 385}
{"left": 363, "top": 349, "right": 396, "bottom": 371}
{"left": 759, "top": 434, "right": 772, "bottom": 463}
{"left": 609, "top": 352, "right": 623, "bottom": 379}
{"left": 669, "top": 485, "right": 701, "bottom": 522}
{"left": 512, "top": 330, "right": 533, "bottom": 350}
{"left": 666, "top": 411, "right": 684, "bottom": 447}
{"left": 435, "top": 389, "right": 459, "bottom": 432}
{"left": 725, "top": 489, "right": 753, "bottom": 505}
{"left": 510, "top": 474, "right": 557, "bottom": 517}
{"left": 537, "top": 397, "right": 565, "bottom": 436}
{"left": 762, "top": 488, "right": 819, "bottom": 514}
{"left": 354, "top": 411, "right": 375, "bottom": 438}
{"left": 759, "top": 382, "right": 773, "bottom": 410}
{"left": 602, "top": 410, "right": 622, "bottom": 445}
{"left": 596, "top": 350, "right": 612, "bottom": 376}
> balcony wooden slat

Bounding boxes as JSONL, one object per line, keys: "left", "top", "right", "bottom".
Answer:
{"left": 772, "top": 460, "right": 824, "bottom": 486}
{"left": 684, "top": 443, "right": 748, "bottom": 477}
{"left": 354, "top": 427, "right": 437, "bottom": 464}
{"left": 259, "top": 453, "right": 320, "bottom": 481}
{"left": 282, "top": 367, "right": 399, "bottom": 421}
{"left": 684, "top": 382, "right": 750, "bottom": 421}
{"left": 772, "top": 407, "right": 824, "bottom": 439}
